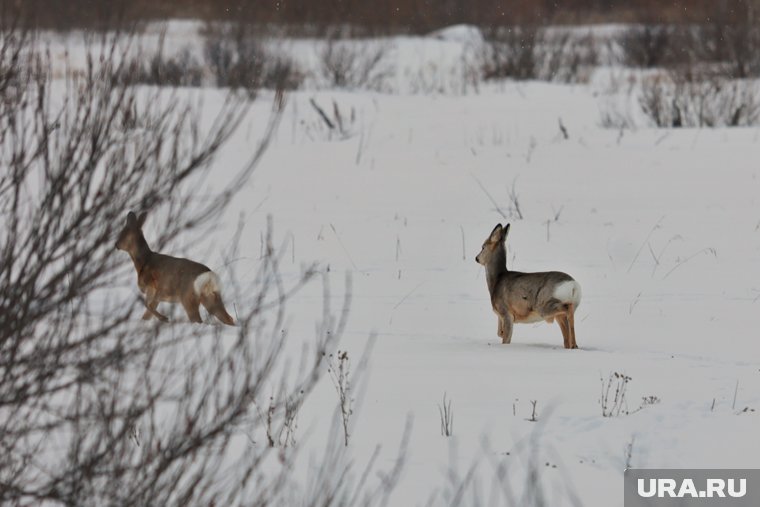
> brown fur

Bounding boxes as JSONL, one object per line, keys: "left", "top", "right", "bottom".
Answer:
{"left": 116, "top": 211, "right": 235, "bottom": 326}
{"left": 476, "top": 223, "right": 580, "bottom": 349}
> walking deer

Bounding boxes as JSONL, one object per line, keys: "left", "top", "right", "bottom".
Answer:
{"left": 475, "top": 223, "right": 581, "bottom": 349}
{"left": 115, "top": 211, "right": 235, "bottom": 325}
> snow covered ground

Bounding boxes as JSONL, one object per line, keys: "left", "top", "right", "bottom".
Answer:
{"left": 51, "top": 23, "right": 760, "bottom": 505}
{"left": 220, "top": 87, "right": 760, "bottom": 506}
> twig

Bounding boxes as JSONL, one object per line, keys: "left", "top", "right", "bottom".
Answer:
{"left": 649, "top": 235, "right": 682, "bottom": 277}
{"left": 528, "top": 400, "right": 538, "bottom": 422}
{"left": 460, "top": 226, "right": 466, "bottom": 261}
{"left": 525, "top": 137, "right": 536, "bottom": 164}
{"left": 545, "top": 205, "right": 563, "bottom": 242}
{"left": 393, "top": 281, "right": 425, "bottom": 311}
{"left": 627, "top": 216, "right": 664, "bottom": 273}
{"left": 469, "top": 171, "right": 507, "bottom": 219}
{"left": 330, "top": 223, "right": 358, "bottom": 270}
{"left": 624, "top": 436, "right": 635, "bottom": 469}
{"left": 661, "top": 247, "right": 717, "bottom": 280}
{"left": 558, "top": 117, "right": 569, "bottom": 140}
{"left": 654, "top": 132, "right": 670, "bottom": 145}
{"left": 310, "top": 97, "right": 334, "bottom": 129}
{"left": 355, "top": 128, "right": 365, "bottom": 165}
{"left": 732, "top": 380, "right": 739, "bottom": 411}
{"left": 507, "top": 177, "right": 524, "bottom": 220}
{"left": 629, "top": 292, "right": 642, "bottom": 315}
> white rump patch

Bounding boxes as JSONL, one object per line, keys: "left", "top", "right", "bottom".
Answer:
{"left": 194, "top": 271, "right": 221, "bottom": 297}
{"left": 553, "top": 280, "right": 582, "bottom": 307}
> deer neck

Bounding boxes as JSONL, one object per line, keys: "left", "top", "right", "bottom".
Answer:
{"left": 485, "top": 245, "right": 508, "bottom": 297}
{"left": 127, "top": 234, "right": 152, "bottom": 275}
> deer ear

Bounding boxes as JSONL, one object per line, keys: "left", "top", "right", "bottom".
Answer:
{"left": 137, "top": 212, "right": 147, "bottom": 227}
{"left": 502, "top": 223, "right": 510, "bottom": 241}
{"left": 489, "top": 223, "right": 502, "bottom": 242}
{"left": 126, "top": 211, "right": 137, "bottom": 226}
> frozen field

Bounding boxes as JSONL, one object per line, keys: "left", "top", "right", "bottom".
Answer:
{"left": 166, "top": 80, "right": 760, "bottom": 505}
{"left": 49, "top": 24, "right": 760, "bottom": 505}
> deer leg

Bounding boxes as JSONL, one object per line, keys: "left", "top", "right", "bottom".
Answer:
{"left": 501, "top": 314, "right": 513, "bottom": 345}
{"left": 557, "top": 314, "right": 571, "bottom": 349}
{"left": 567, "top": 304, "right": 578, "bottom": 349}
{"left": 181, "top": 296, "right": 204, "bottom": 324}
{"left": 201, "top": 293, "right": 235, "bottom": 326}
{"left": 143, "top": 288, "right": 168, "bottom": 322}
{"left": 497, "top": 316, "right": 504, "bottom": 339}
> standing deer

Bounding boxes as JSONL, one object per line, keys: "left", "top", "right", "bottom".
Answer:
{"left": 116, "top": 211, "right": 235, "bottom": 325}
{"left": 475, "top": 223, "right": 581, "bottom": 349}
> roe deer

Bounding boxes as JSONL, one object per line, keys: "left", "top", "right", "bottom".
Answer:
{"left": 116, "top": 211, "right": 235, "bottom": 325}
{"left": 475, "top": 223, "right": 581, "bottom": 349}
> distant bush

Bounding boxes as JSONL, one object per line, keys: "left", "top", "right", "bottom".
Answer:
{"left": 318, "top": 35, "right": 394, "bottom": 91}
{"left": 639, "top": 68, "right": 760, "bottom": 127}
{"left": 123, "top": 48, "right": 205, "bottom": 88}
{"left": 115, "top": 24, "right": 304, "bottom": 92}
{"left": 617, "top": 2, "right": 760, "bottom": 79}
{"left": 203, "top": 22, "right": 266, "bottom": 91}
{"left": 540, "top": 30, "right": 598, "bottom": 83}
{"left": 619, "top": 25, "right": 676, "bottom": 68}
{"left": 695, "top": 2, "right": 760, "bottom": 79}
{"left": 481, "top": 26, "right": 539, "bottom": 81}
{"left": 481, "top": 26, "right": 597, "bottom": 84}
{"left": 203, "top": 22, "right": 305, "bottom": 92}
{"left": 260, "top": 50, "right": 305, "bottom": 90}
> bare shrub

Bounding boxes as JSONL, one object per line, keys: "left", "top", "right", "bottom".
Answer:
{"left": 203, "top": 21, "right": 265, "bottom": 91}
{"left": 598, "top": 76, "right": 637, "bottom": 130}
{"left": 319, "top": 35, "right": 393, "bottom": 91}
{"left": 128, "top": 46, "right": 304, "bottom": 92}
{"left": 539, "top": 30, "right": 598, "bottom": 83}
{"left": 600, "top": 372, "right": 632, "bottom": 417}
{"left": 481, "top": 26, "right": 539, "bottom": 81}
{"left": 613, "top": 3, "right": 760, "bottom": 78}
{"left": 438, "top": 393, "right": 454, "bottom": 437}
{"left": 0, "top": 26, "right": 299, "bottom": 504}
{"left": 619, "top": 25, "right": 674, "bottom": 68}
{"left": 482, "top": 26, "right": 597, "bottom": 84}
{"left": 202, "top": 22, "right": 305, "bottom": 92}
{"left": 719, "top": 23, "right": 760, "bottom": 79}
{"left": 528, "top": 400, "right": 539, "bottom": 422}
{"left": 638, "top": 73, "right": 674, "bottom": 127}
{"left": 599, "top": 108, "right": 635, "bottom": 130}
{"left": 309, "top": 97, "right": 359, "bottom": 140}
{"left": 404, "top": 62, "right": 481, "bottom": 95}
{"left": 260, "top": 392, "right": 303, "bottom": 450}
{"left": 327, "top": 350, "right": 353, "bottom": 446}
{"left": 696, "top": 1, "right": 760, "bottom": 79}
{"left": 639, "top": 68, "right": 760, "bottom": 127}
{"left": 124, "top": 47, "right": 205, "bottom": 87}
{"left": 261, "top": 49, "right": 305, "bottom": 90}
{"left": 0, "top": 23, "right": 406, "bottom": 505}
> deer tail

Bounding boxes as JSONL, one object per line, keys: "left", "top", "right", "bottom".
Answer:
{"left": 194, "top": 271, "right": 236, "bottom": 326}
{"left": 193, "top": 271, "right": 222, "bottom": 298}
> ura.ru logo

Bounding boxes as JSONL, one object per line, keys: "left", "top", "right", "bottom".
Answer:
{"left": 638, "top": 478, "right": 746, "bottom": 498}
